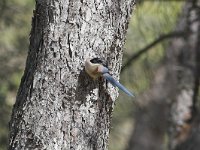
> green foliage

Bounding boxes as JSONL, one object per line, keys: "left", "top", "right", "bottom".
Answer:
{"left": 0, "top": 0, "right": 34, "bottom": 149}
{"left": 122, "top": 1, "right": 183, "bottom": 93}
{"left": 0, "top": 103, "right": 12, "bottom": 150}
{"left": 9, "top": 72, "right": 23, "bottom": 91}
{"left": 0, "top": 0, "right": 34, "bottom": 51}
{"left": 109, "top": 1, "right": 184, "bottom": 150}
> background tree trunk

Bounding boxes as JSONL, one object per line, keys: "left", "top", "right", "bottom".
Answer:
{"left": 8, "top": 0, "right": 135, "bottom": 149}
{"left": 126, "top": 0, "right": 200, "bottom": 150}
{"left": 168, "top": 0, "right": 200, "bottom": 149}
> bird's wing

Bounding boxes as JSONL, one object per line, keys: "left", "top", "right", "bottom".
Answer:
{"left": 97, "top": 66, "right": 109, "bottom": 74}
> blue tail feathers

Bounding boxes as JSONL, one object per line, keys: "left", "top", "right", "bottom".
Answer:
{"left": 102, "top": 73, "right": 134, "bottom": 97}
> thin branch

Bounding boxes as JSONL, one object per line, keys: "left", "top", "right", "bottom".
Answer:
{"left": 121, "top": 31, "right": 185, "bottom": 72}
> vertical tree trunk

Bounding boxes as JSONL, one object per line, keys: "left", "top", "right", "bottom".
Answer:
{"left": 8, "top": 0, "right": 135, "bottom": 149}
{"left": 168, "top": 0, "right": 200, "bottom": 149}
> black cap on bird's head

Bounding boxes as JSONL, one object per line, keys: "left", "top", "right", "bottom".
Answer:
{"left": 90, "top": 58, "right": 103, "bottom": 64}
{"left": 90, "top": 58, "right": 107, "bottom": 67}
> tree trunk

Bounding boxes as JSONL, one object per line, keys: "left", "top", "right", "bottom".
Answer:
{"left": 167, "top": 0, "right": 200, "bottom": 149}
{"left": 8, "top": 0, "right": 135, "bottom": 149}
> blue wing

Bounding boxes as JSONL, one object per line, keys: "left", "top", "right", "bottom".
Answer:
{"left": 98, "top": 66, "right": 109, "bottom": 74}
{"left": 103, "top": 73, "right": 134, "bottom": 97}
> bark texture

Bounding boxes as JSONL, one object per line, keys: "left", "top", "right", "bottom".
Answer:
{"left": 9, "top": 0, "right": 135, "bottom": 149}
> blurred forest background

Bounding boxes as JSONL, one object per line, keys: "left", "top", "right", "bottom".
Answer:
{"left": 0, "top": 0, "right": 199, "bottom": 150}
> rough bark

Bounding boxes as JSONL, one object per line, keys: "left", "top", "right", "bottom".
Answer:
{"left": 8, "top": 0, "right": 135, "bottom": 149}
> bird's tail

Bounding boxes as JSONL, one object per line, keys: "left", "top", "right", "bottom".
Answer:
{"left": 102, "top": 73, "right": 134, "bottom": 97}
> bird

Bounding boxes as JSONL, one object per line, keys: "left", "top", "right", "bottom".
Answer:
{"left": 85, "top": 58, "right": 134, "bottom": 97}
